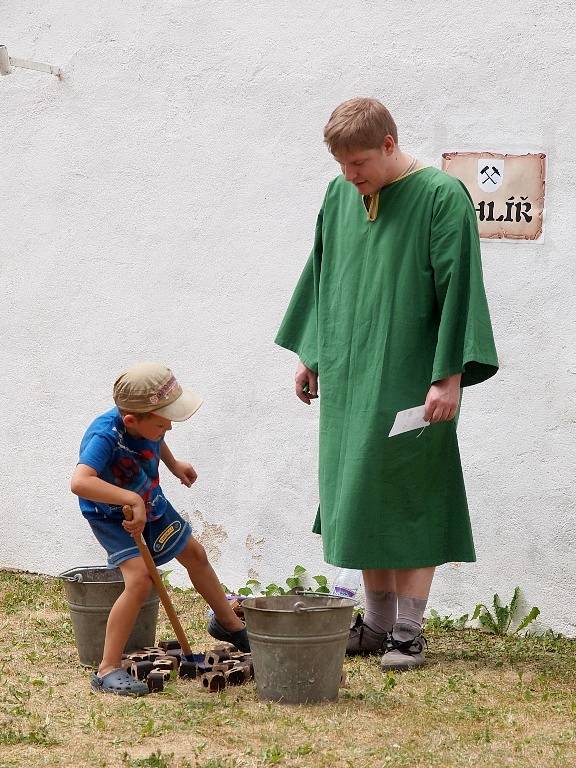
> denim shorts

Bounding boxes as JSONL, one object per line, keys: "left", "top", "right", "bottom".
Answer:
{"left": 87, "top": 503, "right": 192, "bottom": 568}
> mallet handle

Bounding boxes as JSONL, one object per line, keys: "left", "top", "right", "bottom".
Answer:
{"left": 122, "top": 505, "right": 193, "bottom": 656}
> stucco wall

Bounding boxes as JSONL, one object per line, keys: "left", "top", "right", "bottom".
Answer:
{"left": 1, "top": 2, "right": 575, "bottom": 633}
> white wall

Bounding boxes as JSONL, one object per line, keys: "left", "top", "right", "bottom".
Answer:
{"left": 1, "top": 2, "right": 575, "bottom": 633}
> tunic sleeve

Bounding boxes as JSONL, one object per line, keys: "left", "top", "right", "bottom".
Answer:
{"left": 429, "top": 180, "right": 498, "bottom": 388}
{"left": 274, "top": 208, "right": 323, "bottom": 373}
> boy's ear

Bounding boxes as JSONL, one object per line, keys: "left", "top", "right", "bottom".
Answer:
{"left": 122, "top": 413, "right": 138, "bottom": 429}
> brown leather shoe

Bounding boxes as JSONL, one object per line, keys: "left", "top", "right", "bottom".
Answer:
{"left": 346, "top": 613, "right": 389, "bottom": 656}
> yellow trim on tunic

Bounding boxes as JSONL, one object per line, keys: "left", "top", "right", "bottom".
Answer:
{"left": 363, "top": 165, "right": 430, "bottom": 222}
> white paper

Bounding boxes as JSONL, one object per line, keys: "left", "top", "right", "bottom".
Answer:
{"left": 388, "top": 405, "right": 429, "bottom": 437}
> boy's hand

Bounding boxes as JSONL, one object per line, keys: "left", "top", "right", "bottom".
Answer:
{"left": 171, "top": 461, "right": 198, "bottom": 487}
{"left": 122, "top": 497, "right": 147, "bottom": 536}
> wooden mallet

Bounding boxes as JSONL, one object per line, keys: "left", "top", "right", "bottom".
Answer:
{"left": 122, "top": 504, "right": 201, "bottom": 670}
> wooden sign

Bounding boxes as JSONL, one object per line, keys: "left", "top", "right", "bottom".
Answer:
{"left": 442, "top": 152, "right": 546, "bottom": 241}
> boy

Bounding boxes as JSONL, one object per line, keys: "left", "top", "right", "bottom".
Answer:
{"left": 71, "top": 362, "right": 249, "bottom": 696}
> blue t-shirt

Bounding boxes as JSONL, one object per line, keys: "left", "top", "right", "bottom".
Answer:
{"left": 77, "top": 407, "right": 169, "bottom": 521}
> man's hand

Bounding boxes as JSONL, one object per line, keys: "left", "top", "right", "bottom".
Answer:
{"left": 295, "top": 362, "right": 319, "bottom": 405}
{"left": 424, "top": 373, "right": 462, "bottom": 423}
{"left": 171, "top": 461, "right": 198, "bottom": 487}
{"left": 122, "top": 496, "right": 147, "bottom": 536}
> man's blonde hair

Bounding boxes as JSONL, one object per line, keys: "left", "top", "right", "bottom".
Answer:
{"left": 323, "top": 98, "right": 398, "bottom": 155}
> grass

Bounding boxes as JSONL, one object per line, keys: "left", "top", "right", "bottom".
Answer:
{"left": 1, "top": 570, "right": 575, "bottom": 768}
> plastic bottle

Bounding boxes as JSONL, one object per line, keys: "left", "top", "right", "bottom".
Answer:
{"left": 332, "top": 568, "right": 362, "bottom": 599}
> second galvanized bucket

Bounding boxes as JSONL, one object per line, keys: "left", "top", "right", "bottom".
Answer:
{"left": 242, "top": 594, "right": 354, "bottom": 704}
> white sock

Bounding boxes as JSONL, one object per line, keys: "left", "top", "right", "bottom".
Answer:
{"left": 395, "top": 595, "right": 427, "bottom": 638}
{"left": 363, "top": 590, "right": 397, "bottom": 633}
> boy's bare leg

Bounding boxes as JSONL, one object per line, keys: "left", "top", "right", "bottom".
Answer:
{"left": 176, "top": 537, "right": 244, "bottom": 631}
{"left": 98, "top": 556, "right": 153, "bottom": 677}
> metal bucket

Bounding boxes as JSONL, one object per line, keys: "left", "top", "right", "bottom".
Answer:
{"left": 59, "top": 566, "right": 160, "bottom": 667}
{"left": 242, "top": 594, "right": 355, "bottom": 704}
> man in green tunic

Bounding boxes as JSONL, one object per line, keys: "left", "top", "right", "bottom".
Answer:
{"left": 275, "top": 98, "right": 498, "bottom": 670}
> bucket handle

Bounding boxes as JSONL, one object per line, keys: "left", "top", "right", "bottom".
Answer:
{"left": 293, "top": 599, "right": 353, "bottom": 613}
{"left": 57, "top": 566, "right": 110, "bottom": 583}
{"left": 293, "top": 601, "right": 326, "bottom": 613}
{"left": 296, "top": 590, "right": 350, "bottom": 599}
{"left": 294, "top": 590, "right": 359, "bottom": 607}
{"left": 56, "top": 565, "right": 107, "bottom": 584}
{"left": 59, "top": 573, "right": 83, "bottom": 582}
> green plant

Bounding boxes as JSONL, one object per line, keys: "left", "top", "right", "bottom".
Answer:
{"left": 234, "top": 566, "right": 330, "bottom": 597}
{"left": 0, "top": 725, "right": 57, "bottom": 746}
{"left": 141, "top": 718, "right": 155, "bottom": 737}
{"left": 472, "top": 587, "right": 540, "bottom": 636}
{"left": 195, "top": 759, "right": 238, "bottom": 768}
{"left": 285, "top": 564, "right": 307, "bottom": 591}
{"left": 262, "top": 745, "right": 284, "bottom": 764}
{"left": 381, "top": 671, "right": 397, "bottom": 692}
{"left": 425, "top": 609, "right": 469, "bottom": 631}
{"left": 237, "top": 578, "right": 263, "bottom": 597}
{"left": 1, "top": 575, "right": 47, "bottom": 614}
{"left": 311, "top": 574, "right": 330, "bottom": 593}
{"left": 84, "top": 707, "right": 106, "bottom": 733}
{"left": 122, "top": 750, "right": 172, "bottom": 768}
{"left": 159, "top": 569, "right": 172, "bottom": 587}
{"left": 293, "top": 743, "right": 314, "bottom": 756}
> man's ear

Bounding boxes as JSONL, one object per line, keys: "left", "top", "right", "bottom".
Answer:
{"left": 382, "top": 135, "right": 396, "bottom": 155}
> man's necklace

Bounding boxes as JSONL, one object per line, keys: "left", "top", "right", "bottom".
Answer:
{"left": 365, "top": 155, "right": 420, "bottom": 221}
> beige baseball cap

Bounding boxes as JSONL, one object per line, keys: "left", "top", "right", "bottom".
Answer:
{"left": 113, "top": 362, "right": 203, "bottom": 422}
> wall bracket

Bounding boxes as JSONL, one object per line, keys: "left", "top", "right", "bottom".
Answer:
{"left": 0, "top": 45, "right": 62, "bottom": 78}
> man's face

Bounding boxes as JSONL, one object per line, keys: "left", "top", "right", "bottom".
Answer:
{"left": 334, "top": 144, "right": 392, "bottom": 195}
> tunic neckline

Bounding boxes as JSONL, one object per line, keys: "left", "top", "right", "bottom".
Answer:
{"left": 363, "top": 165, "right": 432, "bottom": 221}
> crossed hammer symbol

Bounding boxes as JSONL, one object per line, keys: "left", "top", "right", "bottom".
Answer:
{"left": 480, "top": 165, "right": 501, "bottom": 185}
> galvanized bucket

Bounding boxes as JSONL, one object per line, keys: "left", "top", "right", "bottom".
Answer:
{"left": 242, "top": 594, "right": 355, "bottom": 704}
{"left": 59, "top": 566, "right": 159, "bottom": 667}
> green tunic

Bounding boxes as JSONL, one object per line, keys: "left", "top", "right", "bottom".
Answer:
{"left": 275, "top": 167, "right": 498, "bottom": 569}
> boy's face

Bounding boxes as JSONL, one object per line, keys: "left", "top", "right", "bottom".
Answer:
{"left": 123, "top": 413, "right": 173, "bottom": 441}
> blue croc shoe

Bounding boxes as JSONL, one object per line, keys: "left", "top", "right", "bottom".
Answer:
{"left": 90, "top": 668, "right": 149, "bottom": 696}
{"left": 207, "top": 617, "right": 250, "bottom": 653}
